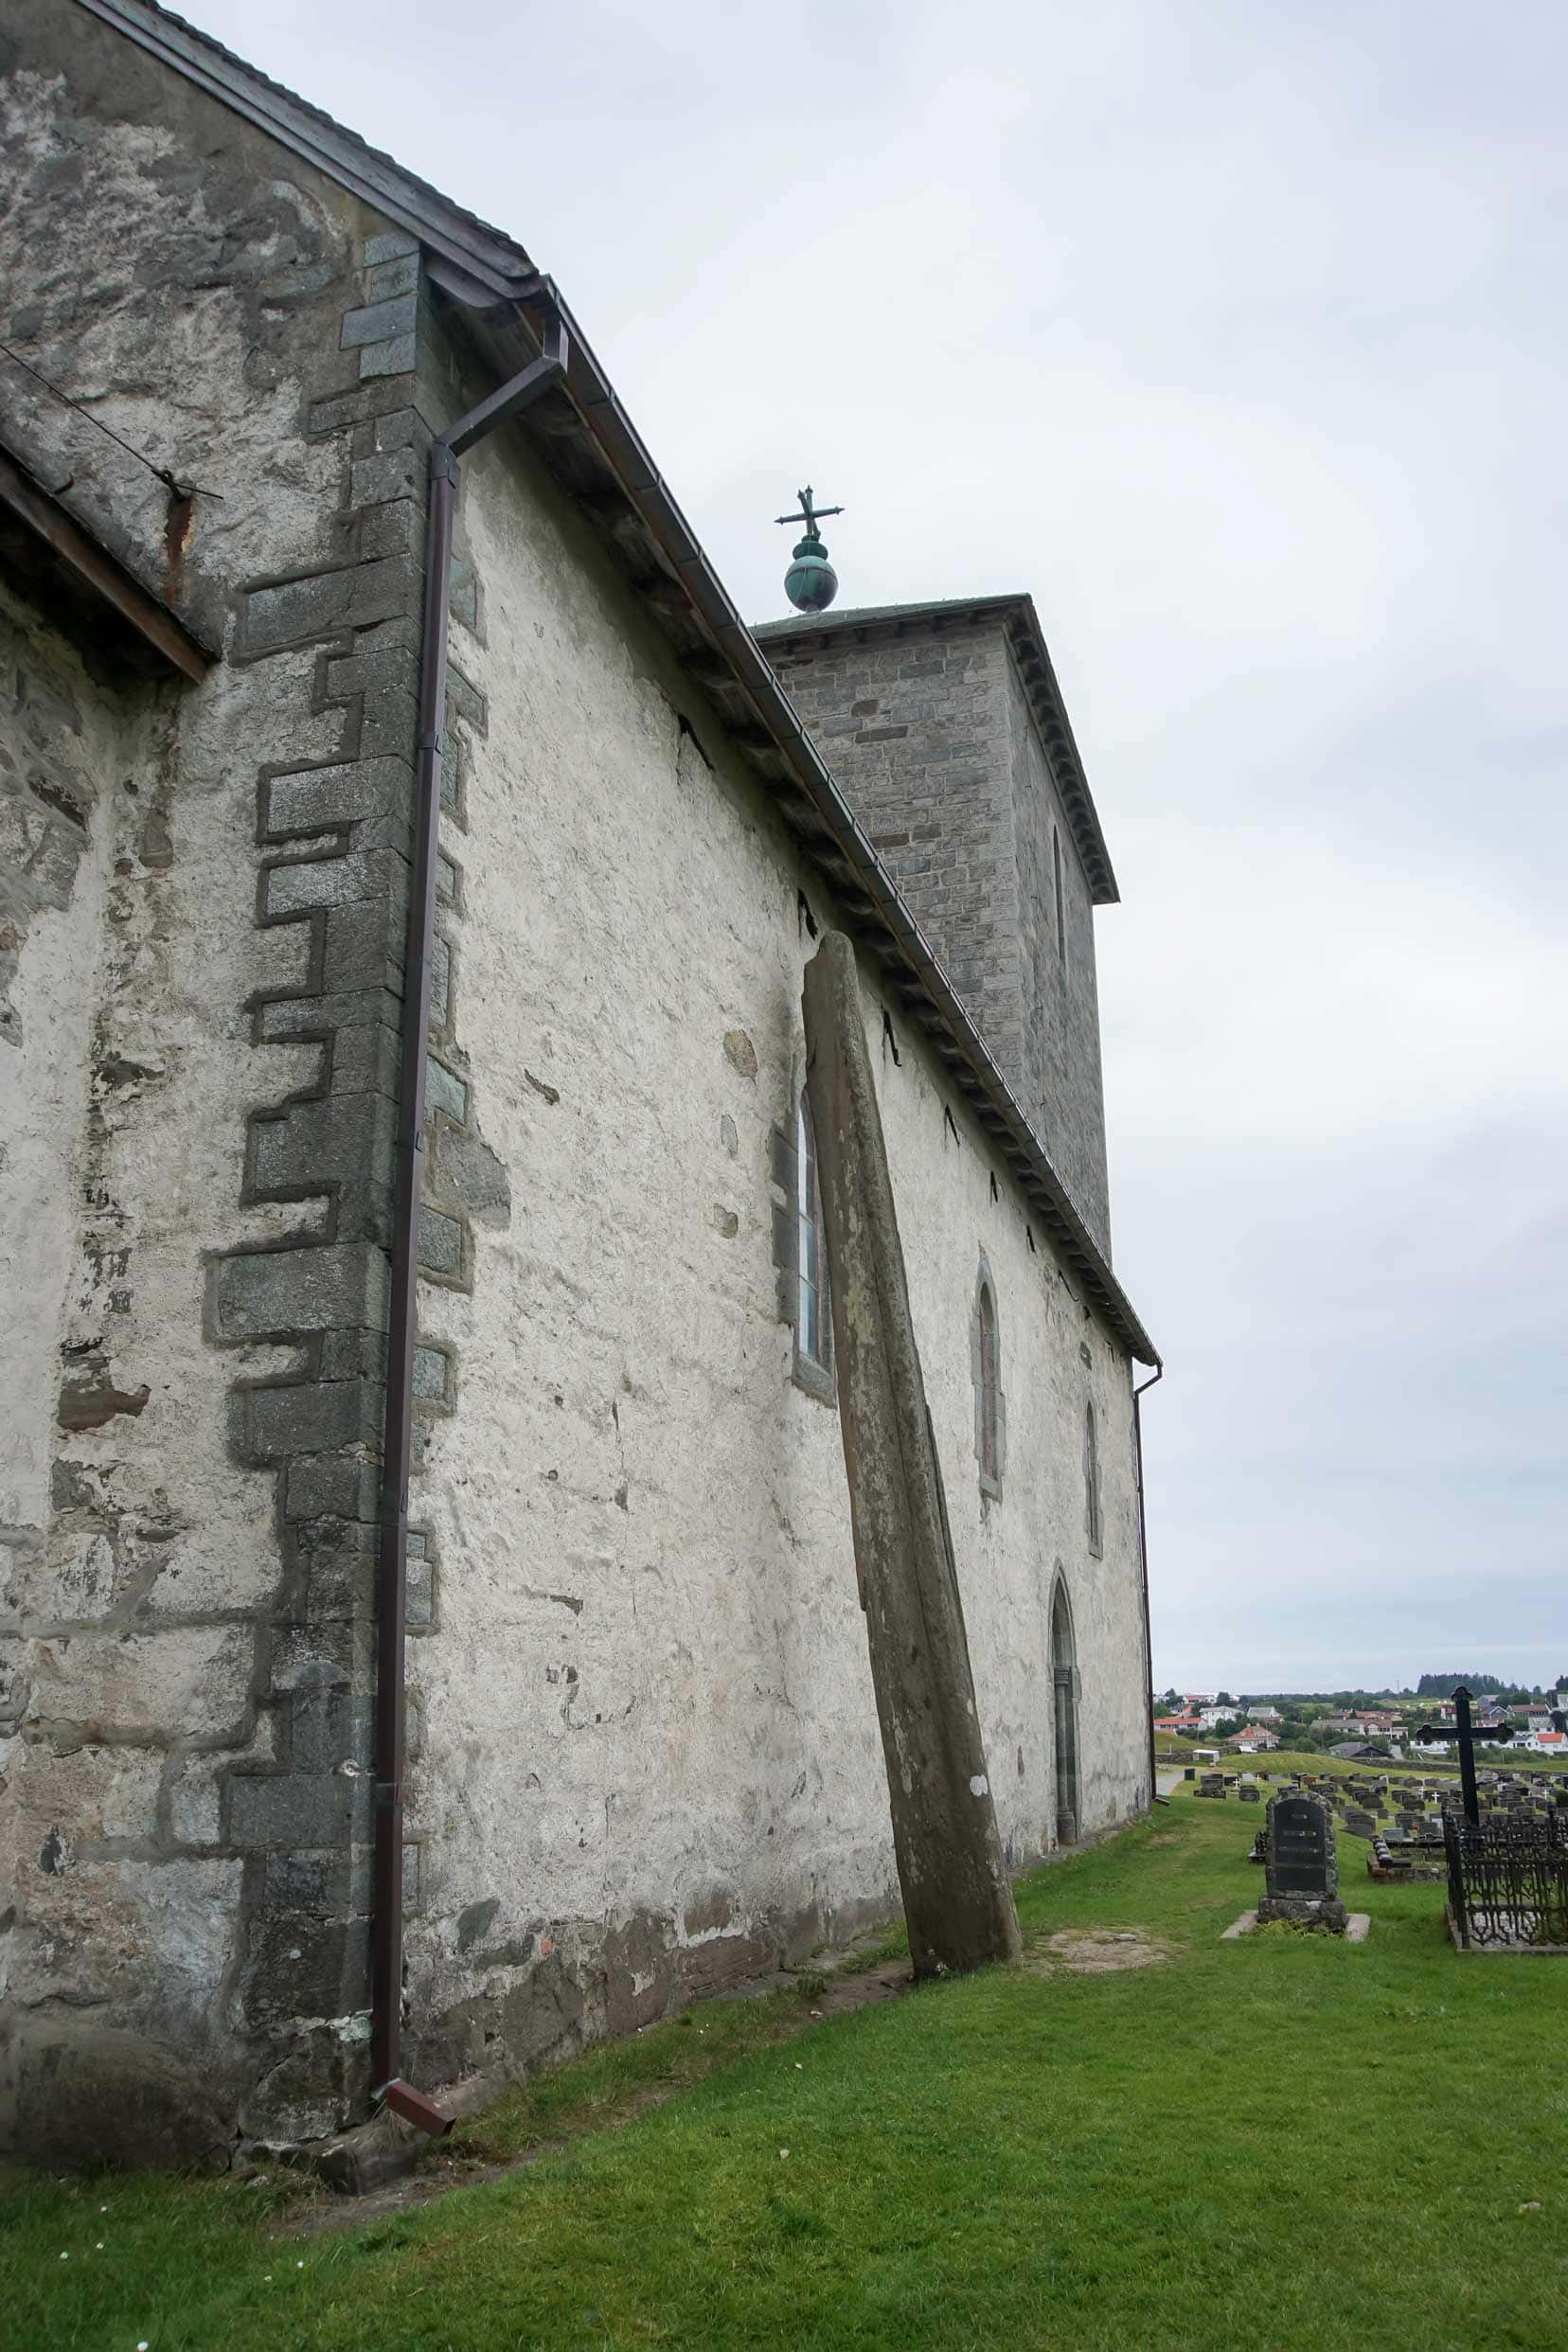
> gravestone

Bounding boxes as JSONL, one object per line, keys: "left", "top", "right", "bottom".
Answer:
{"left": 1258, "top": 1790, "right": 1347, "bottom": 1932}
{"left": 1239, "top": 1785, "right": 1260, "bottom": 1804}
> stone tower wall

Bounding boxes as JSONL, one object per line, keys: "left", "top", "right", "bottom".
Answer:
{"left": 760, "top": 615, "right": 1113, "bottom": 1254}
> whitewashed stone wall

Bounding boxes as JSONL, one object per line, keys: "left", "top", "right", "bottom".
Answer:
{"left": 400, "top": 419, "right": 1151, "bottom": 2085}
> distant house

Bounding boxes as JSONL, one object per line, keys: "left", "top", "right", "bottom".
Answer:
{"left": 1225, "top": 1724, "right": 1279, "bottom": 1754}
{"left": 1246, "top": 1705, "right": 1282, "bottom": 1723}
{"left": 1527, "top": 1729, "right": 1566, "bottom": 1755}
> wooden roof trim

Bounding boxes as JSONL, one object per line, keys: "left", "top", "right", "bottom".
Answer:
{"left": 0, "top": 442, "right": 213, "bottom": 682}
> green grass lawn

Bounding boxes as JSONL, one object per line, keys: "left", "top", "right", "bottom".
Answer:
{"left": 7, "top": 1787, "right": 1566, "bottom": 2352}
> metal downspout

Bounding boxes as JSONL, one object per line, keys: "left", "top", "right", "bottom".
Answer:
{"left": 371, "top": 311, "right": 568, "bottom": 2135}
{"left": 1132, "top": 1365, "right": 1163, "bottom": 1810}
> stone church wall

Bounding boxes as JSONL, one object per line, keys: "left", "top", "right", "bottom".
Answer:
{"left": 0, "top": 8, "right": 437, "bottom": 2157}
{"left": 1, "top": 1, "right": 1151, "bottom": 2160}
{"left": 396, "top": 409, "right": 1152, "bottom": 2090}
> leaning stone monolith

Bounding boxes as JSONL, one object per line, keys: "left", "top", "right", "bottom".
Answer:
{"left": 802, "top": 930, "right": 1021, "bottom": 1975}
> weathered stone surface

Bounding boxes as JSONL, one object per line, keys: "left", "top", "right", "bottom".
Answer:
{"left": 1257, "top": 1790, "right": 1348, "bottom": 1932}
{"left": 2, "top": 2022, "right": 236, "bottom": 2168}
{"left": 762, "top": 608, "right": 1114, "bottom": 1253}
{"left": 27, "top": 1626, "right": 254, "bottom": 1743}
{"left": 803, "top": 930, "right": 1021, "bottom": 1976}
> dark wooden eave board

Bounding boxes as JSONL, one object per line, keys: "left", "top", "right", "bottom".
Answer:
{"left": 0, "top": 444, "right": 212, "bottom": 683}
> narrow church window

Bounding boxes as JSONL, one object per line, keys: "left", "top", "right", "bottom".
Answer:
{"left": 978, "top": 1282, "right": 999, "bottom": 1481}
{"left": 1053, "top": 827, "right": 1067, "bottom": 969}
{"left": 1084, "top": 1399, "right": 1102, "bottom": 1555}
{"left": 1051, "top": 1578, "right": 1081, "bottom": 1846}
{"left": 796, "top": 1090, "right": 831, "bottom": 1373}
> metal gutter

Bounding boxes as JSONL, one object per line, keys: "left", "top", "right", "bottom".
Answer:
{"left": 370, "top": 316, "right": 570, "bottom": 2138}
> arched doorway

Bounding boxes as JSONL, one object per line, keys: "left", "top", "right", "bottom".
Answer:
{"left": 1051, "top": 1578, "right": 1080, "bottom": 1847}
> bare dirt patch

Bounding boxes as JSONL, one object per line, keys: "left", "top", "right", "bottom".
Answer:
{"left": 1022, "top": 1928, "right": 1169, "bottom": 1975}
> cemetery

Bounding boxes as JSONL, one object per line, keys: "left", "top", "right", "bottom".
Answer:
{"left": 7, "top": 1766, "right": 1566, "bottom": 2351}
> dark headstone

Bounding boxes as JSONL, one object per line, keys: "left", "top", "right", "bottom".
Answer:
{"left": 1258, "top": 1791, "right": 1347, "bottom": 1932}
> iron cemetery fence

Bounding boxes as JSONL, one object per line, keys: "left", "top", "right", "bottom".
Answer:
{"left": 1443, "top": 1810, "right": 1568, "bottom": 1951}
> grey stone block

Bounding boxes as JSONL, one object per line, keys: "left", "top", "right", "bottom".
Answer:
{"left": 318, "top": 1327, "right": 387, "bottom": 1383}
{"left": 428, "top": 933, "right": 450, "bottom": 1025}
{"left": 271, "top": 1621, "right": 372, "bottom": 1695}
{"left": 349, "top": 448, "right": 417, "bottom": 508}
{"left": 247, "top": 1379, "right": 381, "bottom": 1458}
{"left": 257, "top": 988, "right": 401, "bottom": 1043}
{"left": 285, "top": 1452, "right": 378, "bottom": 1523}
{"left": 357, "top": 502, "right": 415, "bottom": 562}
{"left": 240, "top": 1912, "right": 370, "bottom": 2028}
{"left": 262, "top": 1844, "right": 372, "bottom": 1915}
{"left": 347, "top": 553, "right": 418, "bottom": 630}
{"left": 359, "top": 332, "right": 418, "bottom": 381}
{"left": 264, "top": 849, "right": 401, "bottom": 920}
{"left": 242, "top": 567, "right": 355, "bottom": 655}
{"left": 330, "top": 1020, "right": 401, "bottom": 1101}
{"left": 449, "top": 560, "right": 477, "bottom": 632}
{"left": 288, "top": 1687, "right": 373, "bottom": 1774}
{"left": 363, "top": 229, "right": 419, "bottom": 266}
{"left": 411, "top": 1346, "right": 449, "bottom": 1402}
{"left": 251, "top": 1092, "right": 397, "bottom": 1196}
{"left": 323, "top": 899, "right": 408, "bottom": 994}
{"left": 424, "top": 1057, "right": 468, "bottom": 1124}
{"left": 341, "top": 294, "right": 418, "bottom": 349}
{"left": 364, "top": 253, "right": 419, "bottom": 302}
{"left": 213, "top": 1241, "right": 388, "bottom": 1343}
{"left": 405, "top": 1550, "right": 435, "bottom": 1630}
{"left": 225, "top": 1771, "right": 369, "bottom": 1850}
{"left": 418, "top": 1204, "right": 463, "bottom": 1276}
{"left": 263, "top": 757, "right": 412, "bottom": 839}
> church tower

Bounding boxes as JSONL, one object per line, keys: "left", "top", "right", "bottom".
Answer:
{"left": 756, "top": 597, "right": 1119, "bottom": 1257}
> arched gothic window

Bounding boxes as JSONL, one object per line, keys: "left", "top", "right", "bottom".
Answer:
{"left": 971, "top": 1257, "right": 1005, "bottom": 1496}
{"left": 795, "top": 1089, "right": 830, "bottom": 1374}
{"left": 978, "top": 1283, "right": 1000, "bottom": 1481}
{"left": 1051, "top": 1576, "right": 1081, "bottom": 1846}
{"left": 1083, "top": 1400, "right": 1102, "bottom": 1555}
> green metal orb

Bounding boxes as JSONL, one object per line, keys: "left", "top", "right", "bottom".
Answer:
{"left": 785, "top": 532, "right": 839, "bottom": 614}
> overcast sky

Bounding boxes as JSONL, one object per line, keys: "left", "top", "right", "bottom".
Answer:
{"left": 187, "top": 0, "right": 1567, "bottom": 1696}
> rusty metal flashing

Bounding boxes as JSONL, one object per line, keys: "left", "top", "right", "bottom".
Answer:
{"left": 754, "top": 597, "right": 1119, "bottom": 906}
{"left": 69, "top": 0, "right": 1157, "bottom": 1369}
{"left": 0, "top": 438, "right": 213, "bottom": 682}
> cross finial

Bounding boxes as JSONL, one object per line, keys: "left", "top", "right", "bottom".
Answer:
{"left": 774, "top": 484, "right": 844, "bottom": 541}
